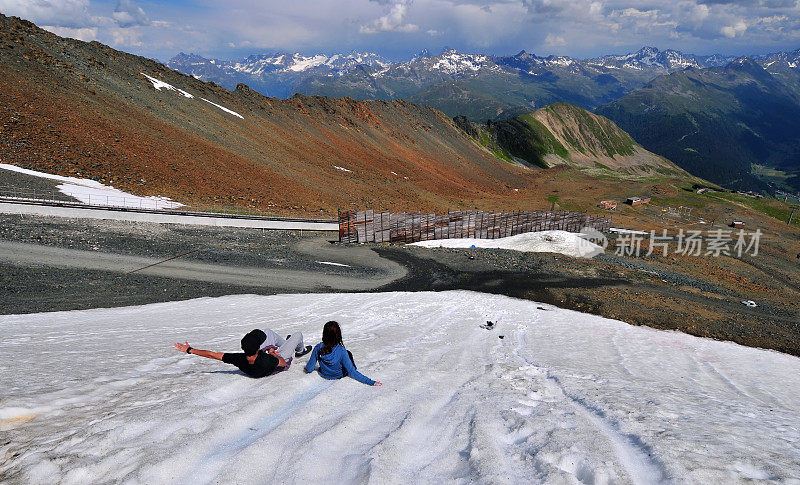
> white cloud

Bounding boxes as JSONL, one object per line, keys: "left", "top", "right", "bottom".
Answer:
{"left": 440, "top": 1, "right": 529, "bottom": 48}
{"left": 756, "top": 14, "right": 788, "bottom": 23}
{"left": 113, "top": 0, "right": 149, "bottom": 28}
{"left": 616, "top": 8, "right": 657, "bottom": 19}
{"left": 360, "top": 2, "right": 419, "bottom": 34}
{"left": 721, "top": 19, "right": 748, "bottom": 37}
{"left": 0, "top": 0, "right": 93, "bottom": 28}
{"left": 111, "top": 27, "right": 143, "bottom": 46}
{"left": 41, "top": 25, "right": 98, "bottom": 41}
{"left": 544, "top": 33, "right": 567, "bottom": 46}
{"left": 690, "top": 3, "right": 711, "bottom": 23}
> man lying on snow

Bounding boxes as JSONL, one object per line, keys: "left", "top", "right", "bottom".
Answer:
{"left": 173, "top": 329, "right": 312, "bottom": 378}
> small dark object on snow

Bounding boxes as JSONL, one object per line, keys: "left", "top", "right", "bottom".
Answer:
{"left": 295, "top": 345, "right": 312, "bottom": 358}
{"left": 480, "top": 320, "right": 497, "bottom": 330}
{"left": 499, "top": 335, "right": 504, "bottom": 339}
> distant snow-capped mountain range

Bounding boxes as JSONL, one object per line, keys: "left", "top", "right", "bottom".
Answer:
{"left": 170, "top": 46, "right": 791, "bottom": 82}
{"left": 171, "top": 51, "right": 391, "bottom": 79}
{"left": 231, "top": 52, "right": 390, "bottom": 75}
{"left": 167, "top": 46, "right": 800, "bottom": 119}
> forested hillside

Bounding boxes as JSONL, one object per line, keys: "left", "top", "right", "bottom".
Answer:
{"left": 597, "top": 58, "right": 800, "bottom": 191}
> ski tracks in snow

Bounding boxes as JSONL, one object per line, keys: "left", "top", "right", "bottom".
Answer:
{"left": 499, "top": 323, "right": 669, "bottom": 485}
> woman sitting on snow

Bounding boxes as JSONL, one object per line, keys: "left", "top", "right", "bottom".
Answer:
{"left": 304, "top": 321, "right": 382, "bottom": 386}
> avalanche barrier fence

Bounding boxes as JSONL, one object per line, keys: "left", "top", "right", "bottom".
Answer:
{"left": 338, "top": 209, "right": 611, "bottom": 244}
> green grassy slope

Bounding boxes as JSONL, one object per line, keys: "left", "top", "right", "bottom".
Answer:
{"left": 455, "top": 103, "right": 682, "bottom": 176}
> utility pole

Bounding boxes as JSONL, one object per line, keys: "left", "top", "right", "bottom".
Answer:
{"left": 789, "top": 207, "right": 796, "bottom": 225}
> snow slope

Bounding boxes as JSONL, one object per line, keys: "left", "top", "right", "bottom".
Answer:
{"left": 1, "top": 291, "right": 799, "bottom": 483}
{"left": 410, "top": 230, "right": 604, "bottom": 258}
{"left": 0, "top": 163, "right": 182, "bottom": 209}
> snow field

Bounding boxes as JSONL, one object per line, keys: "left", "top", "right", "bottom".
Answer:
{"left": 1, "top": 291, "right": 799, "bottom": 483}
{"left": 0, "top": 163, "right": 182, "bottom": 210}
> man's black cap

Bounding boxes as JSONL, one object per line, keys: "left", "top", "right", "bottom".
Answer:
{"left": 241, "top": 329, "right": 267, "bottom": 356}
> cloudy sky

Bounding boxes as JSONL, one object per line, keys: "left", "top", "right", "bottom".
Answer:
{"left": 1, "top": 0, "right": 798, "bottom": 61}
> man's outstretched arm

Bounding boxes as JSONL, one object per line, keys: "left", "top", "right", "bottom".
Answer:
{"left": 174, "top": 341, "right": 224, "bottom": 361}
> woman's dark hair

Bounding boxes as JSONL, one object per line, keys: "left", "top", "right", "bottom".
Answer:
{"left": 320, "top": 320, "right": 343, "bottom": 356}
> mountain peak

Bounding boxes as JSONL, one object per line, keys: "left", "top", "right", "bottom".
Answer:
{"left": 636, "top": 46, "right": 660, "bottom": 55}
{"left": 730, "top": 56, "right": 761, "bottom": 68}
{"left": 727, "top": 56, "right": 770, "bottom": 76}
{"left": 170, "top": 52, "right": 210, "bottom": 63}
{"left": 411, "top": 49, "right": 430, "bottom": 61}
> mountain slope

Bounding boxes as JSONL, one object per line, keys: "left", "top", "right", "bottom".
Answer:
{"left": 455, "top": 104, "right": 686, "bottom": 176}
{"left": 0, "top": 14, "right": 543, "bottom": 215}
{"left": 596, "top": 58, "right": 800, "bottom": 191}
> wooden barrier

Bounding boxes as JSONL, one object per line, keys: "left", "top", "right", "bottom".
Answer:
{"left": 338, "top": 209, "right": 611, "bottom": 244}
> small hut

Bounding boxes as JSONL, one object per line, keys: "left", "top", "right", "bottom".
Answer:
{"left": 626, "top": 196, "right": 651, "bottom": 206}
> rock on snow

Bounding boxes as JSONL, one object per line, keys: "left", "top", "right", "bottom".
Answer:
{"left": 1, "top": 291, "right": 798, "bottom": 483}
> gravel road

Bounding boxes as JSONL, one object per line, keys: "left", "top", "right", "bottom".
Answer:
{"left": 0, "top": 214, "right": 404, "bottom": 314}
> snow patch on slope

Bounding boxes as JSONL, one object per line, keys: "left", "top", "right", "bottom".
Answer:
{"left": 410, "top": 230, "right": 603, "bottom": 258}
{"left": 141, "top": 73, "right": 243, "bottom": 119}
{"left": 287, "top": 54, "right": 330, "bottom": 72}
{"left": 141, "top": 73, "right": 193, "bottom": 98}
{"left": 1, "top": 291, "right": 799, "bottom": 483}
{"left": 0, "top": 163, "right": 182, "bottom": 209}
{"left": 200, "top": 98, "right": 244, "bottom": 119}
